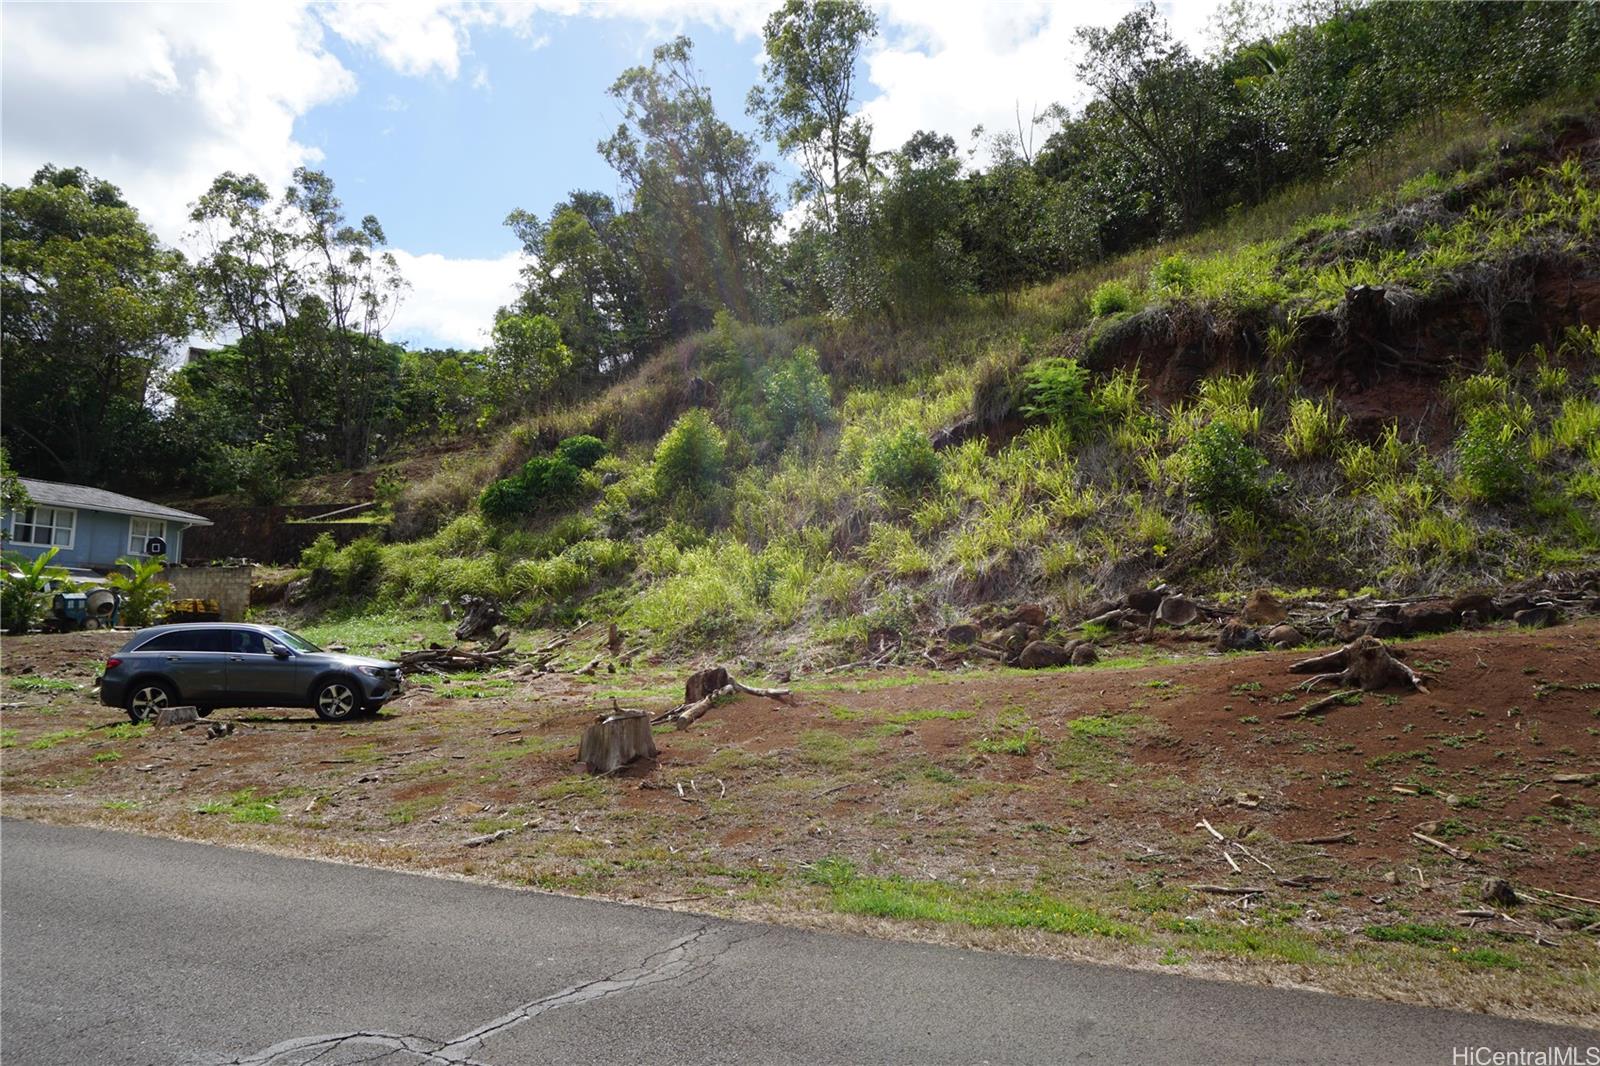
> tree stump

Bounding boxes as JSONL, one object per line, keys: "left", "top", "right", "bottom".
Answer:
{"left": 154, "top": 705, "right": 200, "bottom": 728}
{"left": 578, "top": 710, "right": 657, "bottom": 775}
{"left": 454, "top": 596, "right": 502, "bottom": 642}
{"left": 1289, "top": 635, "right": 1428, "bottom": 692}
{"left": 685, "top": 666, "right": 730, "bottom": 703}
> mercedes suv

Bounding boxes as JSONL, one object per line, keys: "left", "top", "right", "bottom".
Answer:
{"left": 99, "top": 623, "right": 403, "bottom": 723}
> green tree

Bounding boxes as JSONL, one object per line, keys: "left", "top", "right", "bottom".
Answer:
{"left": 748, "top": 0, "right": 879, "bottom": 232}
{"left": 488, "top": 311, "right": 573, "bottom": 408}
{"left": 1075, "top": 4, "right": 1233, "bottom": 231}
{"left": 601, "top": 36, "right": 778, "bottom": 330}
{"left": 1, "top": 166, "right": 197, "bottom": 483}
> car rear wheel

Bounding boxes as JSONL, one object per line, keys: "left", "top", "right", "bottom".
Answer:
{"left": 126, "top": 680, "right": 178, "bottom": 724}
{"left": 313, "top": 678, "right": 365, "bottom": 722}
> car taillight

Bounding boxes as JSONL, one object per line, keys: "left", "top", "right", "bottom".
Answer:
{"left": 104, "top": 658, "right": 122, "bottom": 670}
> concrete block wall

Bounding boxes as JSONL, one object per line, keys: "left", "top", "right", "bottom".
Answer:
{"left": 164, "top": 565, "right": 255, "bottom": 622}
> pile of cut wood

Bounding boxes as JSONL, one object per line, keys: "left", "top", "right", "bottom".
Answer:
{"left": 399, "top": 631, "right": 513, "bottom": 672}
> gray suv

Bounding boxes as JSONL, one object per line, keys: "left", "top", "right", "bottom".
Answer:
{"left": 99, "top": 623, "right": 403, "bottom": 723}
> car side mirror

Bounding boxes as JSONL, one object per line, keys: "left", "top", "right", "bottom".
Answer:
{"left": 270, "top": 643, "right": 291, "bottom": 659}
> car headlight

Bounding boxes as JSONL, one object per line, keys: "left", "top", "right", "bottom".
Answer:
{"left": 356, "top": 666, "right": 384, "bottom": 678}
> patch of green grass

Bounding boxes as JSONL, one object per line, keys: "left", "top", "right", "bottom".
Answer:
{"left": 27, "top": 729, "right": 85, "bottom": 750}
{"left": 10, "top": 676, "right": 78, "bottom": 693}
{"left": 0, "top": 728, "right": 17, "bottom": 748}
{"left": 536, "top": 774, "right": 610, "bottom": 803}
{"left": 102, "top": 799, "right": 139, "bottom": 811}
{"left": 1456, "top": 947, "right": 1522, "bottom": 970}
{"left": 103, "top": 722, "right": 151, "bottom": 740}
{"left": 195, "top": 789, "right": 282, "bottom": 824}
{"left": 804, "top": 858, "right": 1137, "bottom": 940}
{"left": 884, "top": 708, "right": 974, "bottom": 726}
{"left": 93, "top": 751, "right": 120, "bottom": 763}
{"left": 797, "top": 730, "right": 880, "bottom": 769}
{"left": 1364, "top": 922, "right": 1466, "bottom": 945}
{"left": 1068, "top": 713, "right": 1151, "bottom": 739}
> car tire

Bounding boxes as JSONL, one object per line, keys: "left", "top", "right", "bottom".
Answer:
{"left": 125, "top": 679, "right": 178, "bottom": 724}
{"left": 195, "top": 707, "right": 214, "bottom": 718}
{"left": 312, "top": 676, "right": 365, "bottom": 722}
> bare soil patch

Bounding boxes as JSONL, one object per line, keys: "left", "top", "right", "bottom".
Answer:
{"left": 3, "top": 621, "right": 1597, "bottom": 1025}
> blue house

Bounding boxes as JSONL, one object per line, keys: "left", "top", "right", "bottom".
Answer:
{"left": 3, "top": 478, "right": 212, "bottom": 572}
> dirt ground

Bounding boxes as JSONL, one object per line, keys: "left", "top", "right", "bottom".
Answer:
{"left": 3, "top": 621, "right": 1597, "bottom": 1025}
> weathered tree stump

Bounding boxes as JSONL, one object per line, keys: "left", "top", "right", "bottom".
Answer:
{"left": 1290, "top": 635, "right": 1428, "bottom": 693}
{"left": 578, "top": 710, "right": 657, "bottom": 775}
{"left": 685, "top": 666, "right": 730, "bottom": 703}
{"left": 454, "top": 595, "right": 502, "bottom": 641}
{"left": 154, "top": 705, "right": 200, "bottom": 728}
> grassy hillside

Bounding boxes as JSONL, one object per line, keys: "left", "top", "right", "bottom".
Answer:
{"left": 291, "top": 102, "right": 1599, "bottom": 660}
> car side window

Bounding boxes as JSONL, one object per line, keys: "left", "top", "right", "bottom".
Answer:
{"left": 231, "top": 630, "right": 268, "bottom": 655}
{"left": 190, "top": 630, "right": 229, "bottom": 652}
{"left": 137, "top": 632, "right": 186, "bottom": 651}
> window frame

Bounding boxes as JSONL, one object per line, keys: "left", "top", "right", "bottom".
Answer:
{"left": 5, "top": 506, "right": 76, "bottom": 550}
{"left": 127, "top": 516, "right": 168, "bottom": 557}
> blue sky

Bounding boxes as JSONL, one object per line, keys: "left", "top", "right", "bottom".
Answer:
{"left": 299, "top": 16, "right": 789, "bottom": 261}
{"left": 1, "top": 2, "right": 1220, "bottom": 348}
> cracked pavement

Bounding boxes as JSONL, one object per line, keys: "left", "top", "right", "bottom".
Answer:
{"left": 4, "top": 820, "right": 1595, "bottom": 1065}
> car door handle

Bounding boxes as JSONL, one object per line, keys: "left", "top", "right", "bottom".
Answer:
{"left": 228, "top": 656, "right": 245, "bottom": 662}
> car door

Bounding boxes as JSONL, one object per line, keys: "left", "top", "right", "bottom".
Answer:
{"left": 224, "top": 629, "right": 305, "bottom": 707}
{"left": 149, "top": 628, "right": 230, "bottom": 703}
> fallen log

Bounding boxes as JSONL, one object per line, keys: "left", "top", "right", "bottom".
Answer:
{"left": 1189, "top": 884, "right": 1267, "bottom": 896}
{"left": 676, "top": 684, "right": 735, "bottom": 729}
{"left": 651, "top": 668, "right": 793, "bottom": 728}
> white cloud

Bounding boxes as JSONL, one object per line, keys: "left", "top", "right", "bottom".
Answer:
{"left": 861, "top": 0, "right": 1215, "bottom": 166}
{"left": 386, "top": 249, "right": 524, "bottom": 349}
{"left": 1, "top": 3, "right": 354, "bottom": 241}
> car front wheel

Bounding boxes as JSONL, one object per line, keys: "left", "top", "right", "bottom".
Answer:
{"left": 126, "top": 680, "right": 178, "bottom": 724}
{"left": 312, "top": 678, "right": 365, "bottom": 722}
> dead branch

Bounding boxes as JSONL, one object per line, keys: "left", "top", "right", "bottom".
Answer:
{"left": 1277, "top": 689, "right": 1361, "bottom": 719}
{"left": 730, "top": 678, "right": 793, "bottom": 701}
{"left": 1412, "top": 831, "right": 1472, "bottom": 861}
{"left": 1189, "top": 884, "right": 1267, "bottom": 896}
{"left": 1289, "top": 831, "right": 1354, "bottom": 845}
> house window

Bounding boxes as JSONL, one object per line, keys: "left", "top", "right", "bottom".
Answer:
{"left": 127, "top": 517, "right": 167, "bottom": 556}
{"left": 6, "top": 507, "right": 75, "bottom": 549}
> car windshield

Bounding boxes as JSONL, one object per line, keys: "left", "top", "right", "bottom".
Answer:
{"left": 269, "top": 628, "right": 323, "bottom": 653}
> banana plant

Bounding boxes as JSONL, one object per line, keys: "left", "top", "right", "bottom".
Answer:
{"left": 109, "top": 556, "right": 170, "bottom": 628}
{"left": 1, "top": 547, "right": 70, "bottom": 635}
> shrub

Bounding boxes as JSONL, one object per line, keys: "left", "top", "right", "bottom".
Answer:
{"left": 1089, "top": 279, "right": 1135, "bottom": 316}
{"left": 555, "top": 435, "right": 607, "bottom": 470}
{"left": 1456, "top": 408, "right": 1527, "bottom": 503}
{"left": 863, "top": 426, "right": 941, "bottom": 495}
{"left": 763, "top": 346, "right": 831, "bottom": 440}
{"left": 1020, "top": 358, "right": 1097, "bottom": 435}
{"left": 1149, "top": 254, "right": 1194, "bottom": 296}
{"left": 653, "top": 410, "right": 726, "bottom": 498}
{"left": 1181, "top": 423, "right": 1269, "bottom": 515}
{"left": 479, "top": 455, "right": 582, "bottom": 522}
{"left": 1282, "top": 396, "right": 1349, "bottom": 460}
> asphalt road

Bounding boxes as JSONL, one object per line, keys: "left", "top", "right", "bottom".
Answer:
{"left": 2, "top": 820, "right": 1594, "bottom": 1065}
